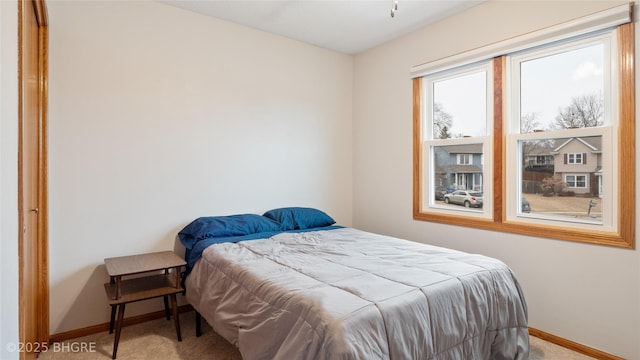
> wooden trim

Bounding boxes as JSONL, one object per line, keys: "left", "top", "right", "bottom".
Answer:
{"left": 412, "top": 77, "right": 423, "bottom": 217}
{"left": 18, "top": 1, "right": 50, "bottom": 356}
{"left": 33, "top": 0, "right": 47, "bottom": 26}
{"left": 529, "top": 327, "right": 625, "bottom": 360}
{"left": 412, "top": 23, "right": 635, "bottom": 250}
{"left": 492, "top": 56, "right": 505, "bottom": 222}
{"left": 616, "top": 21, "right": 635, "bottom": 248}
{"left": 37, "top": 17, "right": 49, "bottom": 347}
{"left": 49, "top": 305, "right": 194, "bottom": 343}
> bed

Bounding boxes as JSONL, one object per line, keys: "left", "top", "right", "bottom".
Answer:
{"left": 179, "top": 207, "right": 529, "bottom": 359}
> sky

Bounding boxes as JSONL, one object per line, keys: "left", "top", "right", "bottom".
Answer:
{"left": 431, "top": 41, "right": 604, "bottom": 137}
{"left": 433, "top": 70, "right": 487, "bottom": 137}
{"left": 520, "top": 43, "right": 603, "bottom": 129}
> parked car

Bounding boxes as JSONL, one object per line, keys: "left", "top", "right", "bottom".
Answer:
{"left": 434, "top": 188, "right": 447, "bottom": 201}
{"left": 443, "top": 190, "right": 483, "bottom": 208}
{"left": 521, "top": 197, "right": 531, "bottom": 213}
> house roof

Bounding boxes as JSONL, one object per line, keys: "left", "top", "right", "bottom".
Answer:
{"left": 439, "top": 143, "right": 483, "bottom": 154}
{"left": 448, "top": 164, "right": 483, "bottom": 173}
{"left": 553, "top": 136, "right": 601, "bottom": 153}
{"left": 524, "top": 136, "right": 602, "bottom": 156}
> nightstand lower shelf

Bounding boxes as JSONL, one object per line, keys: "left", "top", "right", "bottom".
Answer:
{"left": 103, "top": 274, "right": 184, "bottom": 359}
{"left": 104, "top": 274, "right": 182, "bottom": 305}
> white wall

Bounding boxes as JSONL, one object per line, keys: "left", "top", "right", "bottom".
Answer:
{"left": 353, "top": 1, "right": 639, "bottom": 359}
{"left": 41, "top": 0, "right": 640, "bottom": 358}
{"left": 47, "top": 0, "right": 353, "bottom": 334}
{"left": 0, "top": 0, "right": 20, "bottom": 359}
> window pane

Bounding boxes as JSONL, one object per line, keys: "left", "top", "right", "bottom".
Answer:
{"left": 432, "top": 71, "right": 487, "bottom": 138}
{"left": 520, "top": 43, "right": 604, "bottom": 132}
{"left": 520, "top": 136, "right": 602, "bottom": 223}
{"left": 415, "top": 24, "right": 633, "bottom": 248}
{"left": 433, "top": 144, "right": 485, "bottom": 209}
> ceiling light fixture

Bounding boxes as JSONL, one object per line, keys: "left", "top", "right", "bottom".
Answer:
{"left": 390, "top": 0, "right": 398, "bottom": 17}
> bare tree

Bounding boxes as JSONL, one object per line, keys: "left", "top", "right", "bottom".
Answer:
{"left": 553, "top": 92, "right": 604, "bottom": 129}
{"left": 520, "top": 113, "right": 554, "bottom": 169}
{"left": 520, "top": 113, "right": 540, "bottom": 168}
{"left": 433, "top": 102, "right": 453, "bottom": 139}
{"left": 521, "top": 112, "right": 543, "bottom": 133}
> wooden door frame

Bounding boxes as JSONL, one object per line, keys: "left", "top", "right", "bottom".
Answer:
{"left": 18, "top": 0, "right": 49, "bottom": 352}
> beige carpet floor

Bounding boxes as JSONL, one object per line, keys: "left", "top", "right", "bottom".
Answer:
{"left": 39, "top": 311, "right": 594, "bottom": 359}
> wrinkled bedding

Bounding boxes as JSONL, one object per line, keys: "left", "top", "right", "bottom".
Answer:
{"left": 185, "top": 228, "right": 529, "bottom": 359}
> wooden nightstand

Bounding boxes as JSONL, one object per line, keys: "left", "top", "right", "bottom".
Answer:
{"left": 104, "top": 251, "right": 186, "bottom": 359}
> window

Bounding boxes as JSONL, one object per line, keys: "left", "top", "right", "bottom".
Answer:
{"left": 457, "top": 154, "right": 472, "bottom": 165}
{"left": 419, "top": 62, "right": 492, "bottom": 217}
{"left": 535, "top": 156, "right": 548, "bottom": 165}
{"left": 508, "top": 35, "right": 613, "bottom": 230}
{"left": 567, "top": 153, "right": 585, "bottom": 164}
{"left": 413, "top": 4, "right": 634, "bottom": 248}
{"left": 565, "top": 174, "right": 587, "bottom": 188}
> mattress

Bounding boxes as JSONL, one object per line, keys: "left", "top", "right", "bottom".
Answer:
{"left": 185, "top": 227, "right": 529, "bottom": 359}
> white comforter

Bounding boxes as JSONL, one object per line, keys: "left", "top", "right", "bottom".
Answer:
{"left": 186, "top": 228, "right": 529, "bottom": 359}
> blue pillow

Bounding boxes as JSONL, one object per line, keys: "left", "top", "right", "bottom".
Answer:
{"left": 263, "top": 207, "right": 336, "bottom": 231}
{"left": 178, "top": 214, "right": 281, "bottom": 250}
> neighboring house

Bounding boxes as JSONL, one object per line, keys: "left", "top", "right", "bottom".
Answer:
{"left": 551, "top": 136, "right": 602, "bottom": 197}
{"left": 523, "top": 144, "right": 555, "bottom": 172}
{"left": 521, "top": 140, "right": 556, "bottom": 194}
{"left": 433, "top": 144, "right": 484, "bottom": 192}
{"left": 433, "top": 137, "right": 602, "bottom": 197}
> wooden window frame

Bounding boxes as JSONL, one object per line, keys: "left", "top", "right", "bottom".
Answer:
{"left": 413, "top": 22, "right": 634, "bottom": 249}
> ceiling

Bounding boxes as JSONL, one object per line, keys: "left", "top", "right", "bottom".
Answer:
{"left": 158, "top": 0, "right": 484, "bottom": 54}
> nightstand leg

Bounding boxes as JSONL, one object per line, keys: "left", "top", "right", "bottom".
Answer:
{"left": 109, "top": 305, "right": 117, "bottom": 334}
{"left": 112, "top": 303, "right": 126, "bottom": 359}
{"left": 163, "top": 295, "right": 170, "bottom": 320}
{"left": 170, "top": 293, "right": 181, "bottom": 341}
